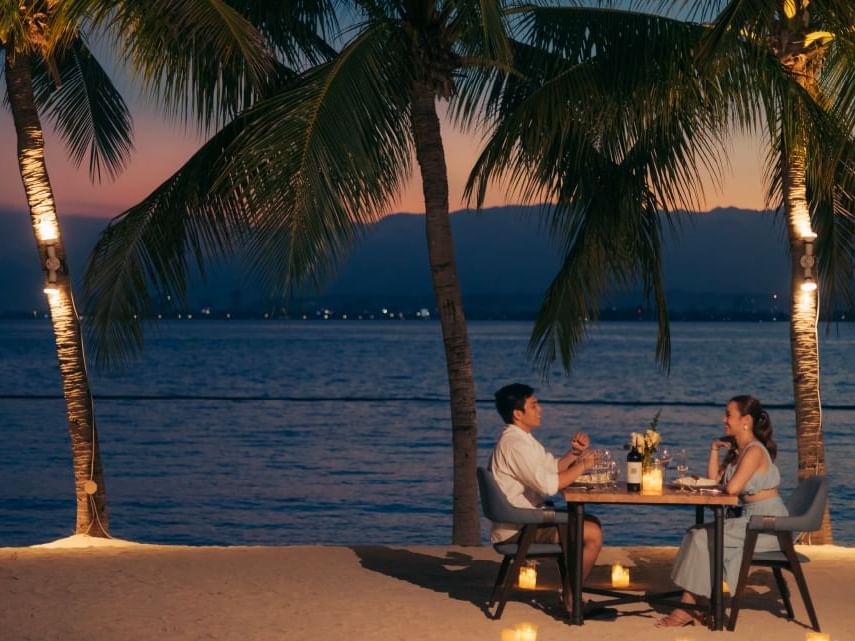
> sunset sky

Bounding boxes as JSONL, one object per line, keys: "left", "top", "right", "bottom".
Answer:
{"left": 0, "top": 98, "right": 769, "bottom": 220}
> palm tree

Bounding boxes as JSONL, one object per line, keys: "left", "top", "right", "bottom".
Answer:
{"left": 469, "top": 1, "right": 855, "bottom": 543}
{"left": 82, "top": 1, "right": 525, "bottom": 545}
{"left": 1, "top": 0, "right": 272, "bottom": 536}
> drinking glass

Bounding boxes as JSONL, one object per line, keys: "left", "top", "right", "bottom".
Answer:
{"left": 608, "top": 460, "right": 620, "bottom": 487}
{"left": 658, "top": 448, "right": 672, "bottom": 468}
{"left": 675, "top": 448, "right": 689, "bottom": 478}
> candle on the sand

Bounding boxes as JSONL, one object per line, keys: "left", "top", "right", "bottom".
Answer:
{"left": 805, "top": 633, "right": 831, "bottom": 641}
{"left": 518, "top": 564, "right": 537, "bottom": 589}
{"left": 500, "top": 623, "right": 537, "bottom": 641}
{"left": 611, "top": 562, "right": 630, "bottom": 588}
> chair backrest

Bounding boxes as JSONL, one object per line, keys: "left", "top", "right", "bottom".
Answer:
{"left": 784, "top": 475, "right": 828, "bottom": 532}
{"left": 477, "top": 466, "right": 550, "bottom": 525}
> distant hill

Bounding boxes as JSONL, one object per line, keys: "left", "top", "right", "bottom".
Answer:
{"left": 0, "top": 206, "right": 791, "bottom": 317}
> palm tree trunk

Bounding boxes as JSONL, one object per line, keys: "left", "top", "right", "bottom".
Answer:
{"left": 783, "top": 140, "right": 832, "bottom": 543}
{"left": 5, "top": 51, "right": 110, "bottom": 537}
{"left": 777, "top": 16, "right": 833, "bottom": 542}
{"left": 410, "top": 81, "right": 480, "bottom": 545}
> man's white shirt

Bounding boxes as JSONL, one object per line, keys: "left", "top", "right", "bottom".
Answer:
{"left": 488, "top": 424, "right": 560, "bottom": 543}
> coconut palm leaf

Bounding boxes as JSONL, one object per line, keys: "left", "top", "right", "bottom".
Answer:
{"left": 464, "top": 3, "right": 747, "bottom": 372}
{"left": 235, "top": 0, "right": 338, "bottom": 65}
{"left": 30, "top": 35, "right": 132, "bottom": 181}
{"left": 83, "top": 22, "right": 415, "bottom": 366}
{"left": 82, "top": 117, "right": 256, "bottom": 367}
{"left": 213, "top": 21, "right": 415, "bottom": 299}
{"left": 61, "top": 0, "right": 274, "bottom": 128}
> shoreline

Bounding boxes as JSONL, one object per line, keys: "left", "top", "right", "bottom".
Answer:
{"left": 2, "top": 537, "right": 853, "bottom": 640}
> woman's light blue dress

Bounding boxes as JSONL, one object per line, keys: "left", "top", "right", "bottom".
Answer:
{"left": 670, "top": 441, "right": 788, "bottom": 597}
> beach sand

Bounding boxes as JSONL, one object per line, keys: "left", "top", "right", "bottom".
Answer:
{"left": 1, "top": 536, "right": 851, "bottom": 641}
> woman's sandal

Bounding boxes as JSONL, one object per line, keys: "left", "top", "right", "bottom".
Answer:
{"left": 654, "top": 608, "right": 700, "bottom": 627}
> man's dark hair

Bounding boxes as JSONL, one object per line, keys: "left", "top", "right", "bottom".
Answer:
{"left": 494, "top": 383, "right": 535, "bottom": 424}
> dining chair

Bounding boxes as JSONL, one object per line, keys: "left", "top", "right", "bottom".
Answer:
{"left": 727, "top": 475, "right": 828, "bottom": 632}
{"left": 476, "top": 466, "right": 567, "bottom": 620}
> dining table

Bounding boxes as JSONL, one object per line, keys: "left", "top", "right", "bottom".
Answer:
{"left": 562, "top": 484, "right": 739, "bottom": 630}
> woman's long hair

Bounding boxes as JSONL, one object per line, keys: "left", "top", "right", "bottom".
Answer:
{"left": 724, "top": 395, "right": 777, "bottom": 467}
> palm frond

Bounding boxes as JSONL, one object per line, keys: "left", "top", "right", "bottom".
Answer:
{"left": 64, "top": 0, "right": 274, "bottom": 129}
{"left": 83, "top": 22, "right": 416, "bottom": 366}
{"left": 229, "top": 0, "right": 339, "bottom": 66}
{"left": 222, "top": 22, "right": 415, "bottom": 299}
{"left": 527, "top": 165, "right": 670, "bottom": 376}
{"left": 82, "top": 118, "right": 255, "bottom": 368}
{"left": 31, "top": 35, "right": 133, "bottom": 181}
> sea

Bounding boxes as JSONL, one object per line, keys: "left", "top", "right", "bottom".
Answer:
{"left": 0, "top": 319, "right": 853, "bottom": 548}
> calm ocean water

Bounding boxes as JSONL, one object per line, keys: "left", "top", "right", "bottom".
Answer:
{"left": 0, "top": 319, "right": 853, "bottom": 548}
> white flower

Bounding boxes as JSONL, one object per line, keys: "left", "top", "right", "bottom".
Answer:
{"left": 645, "top": 429, "right": 661, "bottom": 450}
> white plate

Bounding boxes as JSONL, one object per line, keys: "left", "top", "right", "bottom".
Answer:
{"left": 572, "top": 473, "right": 610, "bottom": 486}
{"left": 673, "top": 477, "right": 720, "bottom": 489}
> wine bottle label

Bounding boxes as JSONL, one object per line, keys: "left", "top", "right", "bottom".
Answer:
{"left": 627, "top": 462, "right": 642, "bottom": 484}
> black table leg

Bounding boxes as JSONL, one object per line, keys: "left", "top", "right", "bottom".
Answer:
{"left": 695, "top": 505, "right": 704, "bottom": 525}
{"left": 572, "top": 503, "right": 585, "bottom": 625}
{"left": 711, "top": 506, "right": 725, "bottom": 630}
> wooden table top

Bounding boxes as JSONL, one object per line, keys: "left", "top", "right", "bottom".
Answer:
{"left": 562, "top": 485, "right": 739, "bottom": 506}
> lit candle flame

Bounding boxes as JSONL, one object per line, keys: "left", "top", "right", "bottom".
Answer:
{"left": 518, "top": 565, "right": 537, "bottom": 590}
{"left": 611, "top": 562, "right": 630, "bottom": 588}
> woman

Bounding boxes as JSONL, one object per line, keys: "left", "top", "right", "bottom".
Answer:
{"left": 657, "top": 395, "right": 788, "bottom": 627}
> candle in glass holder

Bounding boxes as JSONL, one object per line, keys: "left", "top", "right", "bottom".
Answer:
{"left": 611, "top": 562, "right": 630, "bottom": 588}
{"left": 518, "top": 564, "right": 537, "bottom": 589}
{"left": 641, "top": 464, "right": 664, "bottom": 494}
{"left": 805, "top": 633, "right": 831, "bottom": 641}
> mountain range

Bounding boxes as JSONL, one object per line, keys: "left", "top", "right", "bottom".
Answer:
{"left": 0, "top": 205, "right": 793, "bottom": 317}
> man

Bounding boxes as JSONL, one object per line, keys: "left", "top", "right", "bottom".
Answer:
{"left": 488, "top": 383, "right": 603, "bottom": 596}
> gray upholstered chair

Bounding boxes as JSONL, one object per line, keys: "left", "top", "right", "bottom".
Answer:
{"left": 728, "top": 475, "right": 828, "bottom": 631}
{"left": 477, "top": 466, "right": 567, "bottom": 619}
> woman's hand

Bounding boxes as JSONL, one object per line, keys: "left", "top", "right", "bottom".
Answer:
{"left": 710, "top": 438, "right": 732, "bottom": 453}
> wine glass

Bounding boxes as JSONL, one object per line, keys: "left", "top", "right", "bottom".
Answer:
{"left": 658, "top": 447, "right": 672, "bottom": 468}
{"left": 675, "top": 448, "right": 689, "bottom": 479}
{"left": 608, "top": 460, "right": 620, "bottom": 487}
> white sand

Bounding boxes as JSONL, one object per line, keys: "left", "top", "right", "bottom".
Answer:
{"left": 1, "top": 538, "right": 851, "bottom": 641}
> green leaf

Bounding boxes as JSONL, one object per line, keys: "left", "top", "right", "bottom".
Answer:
{"left": 32, "top": 35, "right": 133, "bottom": 181}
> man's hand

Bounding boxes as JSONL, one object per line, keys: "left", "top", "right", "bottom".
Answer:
{"left": 578, "top": 450, "right": 596, "bottom": 472}
{"left": 570, "top": 432, "right": 590, "bottom": 454}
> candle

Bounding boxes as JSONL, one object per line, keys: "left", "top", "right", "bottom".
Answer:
{"left": 518, "top": 565, "right": 537, "bottom": 589}
{"left": 516, "top": 623, "right": 537, "bottom": 641}
{"left": 641, "top": 465, "right": 664, "bottom": 494}
{"left": 500, "top": 623, "right": 538, "bottom": 641}
{"left": 805, "top": 633, "right": 831, "bottom": 641}
{"left": 611, "top": 562, "right": 630, "bottom": 588}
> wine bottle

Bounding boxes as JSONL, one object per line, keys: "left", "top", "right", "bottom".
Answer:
{"left": 626, "top": 446, "right": 642, "bottom": 492}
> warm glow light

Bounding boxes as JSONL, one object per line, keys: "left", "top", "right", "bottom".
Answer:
{"left": 500, "top": 623, "right": 538, "bottom": 641}
{"left": 43, "top": 287, "right": 60, "bottom": 303}
{"left": 641, "top": 466, "right": 664, "bottom": 495}
{"left": 37, "top": 217, "right": 59, "bottom": 242}
{"left": 611, "top": 563, "right": 630, "bottom": 588}
{"left": 518, "top": 565, "right": 537, "bottom": 590}
{"left": 801, "top": 278, "right": 818, "bottom": 292}
{"left": 801, "top": 230, "right": 818, "bottom": 242}
{"left": 515, "top": 623, "right": 537, "bottom": 641}
{"left": 805, "top": 633, "right": 831, "bottom": 641}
